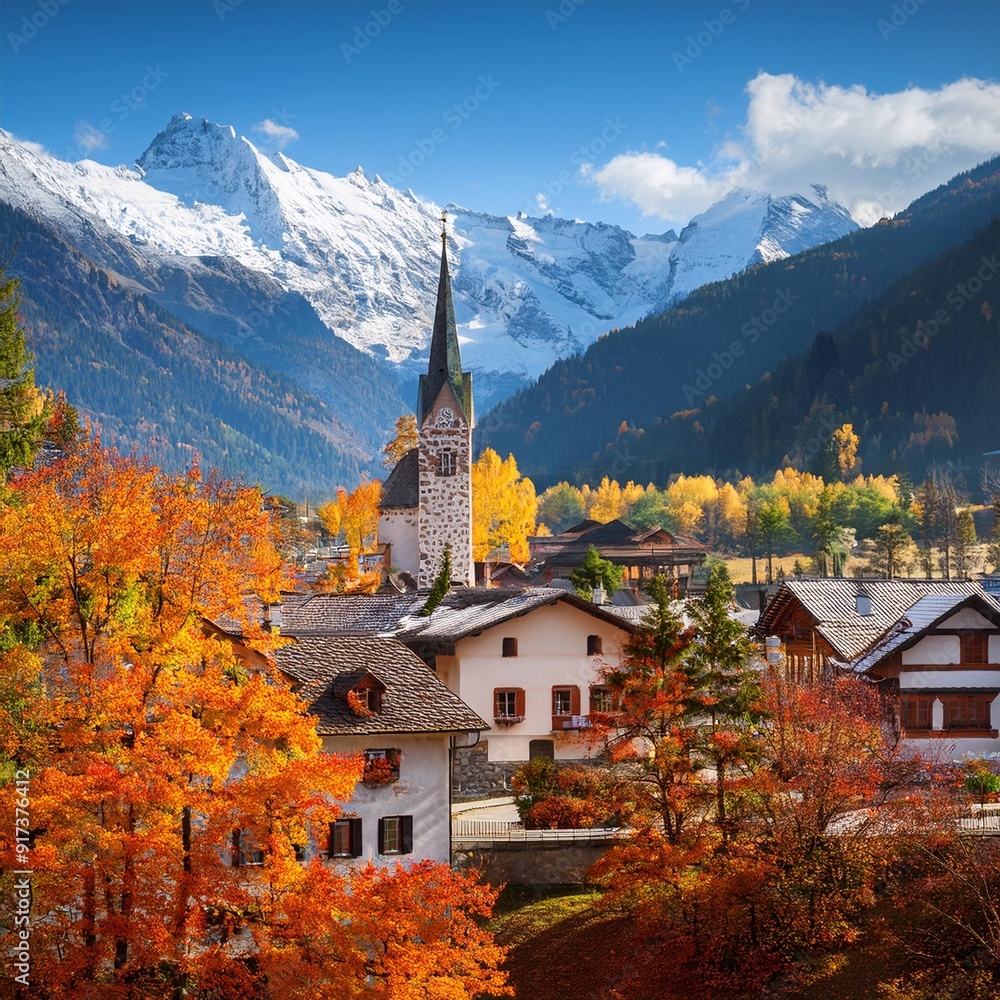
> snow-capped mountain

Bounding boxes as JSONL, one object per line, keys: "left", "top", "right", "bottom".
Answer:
{"left": 0, "top": 115, "right": 857, "bottom": 414}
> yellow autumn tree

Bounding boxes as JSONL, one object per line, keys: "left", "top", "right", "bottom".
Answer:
{"left": 666, "top": 475, "right": 718, "bottom": 536}
{"left": 588, "top": 476, "right": 625, "bottom": 523}
{"left": 472, "top": 449, "right": 537, "bottom": 563}
{"left": 382, "top": 414, "right": 418, "bottom": 467}
{"left": 831, "top": 423, "right": 860, "bottom": 479}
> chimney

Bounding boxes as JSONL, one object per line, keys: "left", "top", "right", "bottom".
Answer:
{"left": 765, "top": 635, "right": 782, "bottom": 666}
{"left": 592, "top": 586, "right": 606, "bottom": 606}
{"left": 855, "top": 585, "right": 872, "bottom": 617}
{"left": 264, "top": 601, "right": 283, "bottom": 634}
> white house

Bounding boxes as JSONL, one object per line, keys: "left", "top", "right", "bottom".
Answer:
{"left": 280, "top": 588, "right": 644, "bottom": 792}
{"left": 275, "top": 634, "right": 488, "bottom": 865}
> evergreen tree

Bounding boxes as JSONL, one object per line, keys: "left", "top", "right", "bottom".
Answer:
{"left": 420, "top": 544, "right": 452, "bottom": 616}
{"left": 0, "top": 271, "right": 46, "bottom": 478}
{"left": 686, "top": 563, "right": 763, "bottom": 844}
{"left": 569, "top": 545, "right": 623, "bottom": 600}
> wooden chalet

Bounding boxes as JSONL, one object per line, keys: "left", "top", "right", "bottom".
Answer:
{"left": 755, "top": 579, "right": 985, "bottom": 683}
{"left": 529, "top": 519, "right": 709, "bottom": 595}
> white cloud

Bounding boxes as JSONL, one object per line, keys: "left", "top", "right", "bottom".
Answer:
{"left": 592, "top": 73, "right": 1000, "bottom": 225}
{"left": 252, "top": 118, "right": 299, "bottom": 149}
{"left": 535, "top": 192, "right": 550, "bottom": 213}
{"left": 17, "top": 138, "right": 48, "bottom": 156}
{"left": 73, "top": 121, "right": 108, "bottom": 154}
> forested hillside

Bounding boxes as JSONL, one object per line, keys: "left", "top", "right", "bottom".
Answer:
{"left": 696, "top": 219, "right": 1000, "bottom": 480}
{"left": 2, "top": 201, "right": 386, "bottom": 497}
{"left": 477, "top": 158, "right": 1000, "bottom": 488}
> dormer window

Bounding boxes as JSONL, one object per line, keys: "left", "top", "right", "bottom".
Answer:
{"left": 437, "top": 450, "right": 457, "bottom": 477}
{"left": 346, "top": 673, "right": 386, "bottom": 717}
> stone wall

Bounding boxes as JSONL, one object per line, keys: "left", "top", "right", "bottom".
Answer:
{"left": 452, "top": 741, "right": 602, "bottom": 801}
{"left": 453, "top": 842, "right": 609, "bottom": 886}
{"left": 452, "top": 741, "right": 519, "bottom": 801}
{"left": 418, "top": 394, "right": 473, "bottom": 588}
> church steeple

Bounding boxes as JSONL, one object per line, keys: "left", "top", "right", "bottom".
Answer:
{"left": 417, "top": 213, "right": 473, "bottom": 427}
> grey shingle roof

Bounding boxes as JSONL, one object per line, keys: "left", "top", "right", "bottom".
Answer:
{"left": 276, "top": 635, "right": 488, "bottom": 736}
{"left": 379, "top": 447, "right": 418, "bottom": 510}
{"left": 281, "top": 587, "right": 644, "bottom": 642}
{"left": 848, "top": 592, "right": 1000, "bottom": 673}
{"left": 758, "top": 579, "right": 985, "bottom": 660}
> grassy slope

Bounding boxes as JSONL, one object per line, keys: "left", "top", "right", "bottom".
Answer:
{"left": 487, "top": 887, "right": 982, "bottom": 1000}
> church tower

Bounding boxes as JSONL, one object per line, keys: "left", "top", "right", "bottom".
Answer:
{"left": 415, "top": 216, "right": 474, "bottom": 588}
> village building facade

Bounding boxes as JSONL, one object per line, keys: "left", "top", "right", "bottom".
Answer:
{"left": 278, "top": 588, "right": 645, "bottom": 797}
{"left": 755, "top": 579, "right": 1000, "bottom": 757}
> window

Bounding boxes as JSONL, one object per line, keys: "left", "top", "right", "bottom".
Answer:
{"left": 553, "top": 688, "right": 572, "bottom": 716}
{"left": 378, "top": 815, "right": 413, "bottom": 856}
{"left": 901, "top": 694, "right": 932, "bottom": 732}
{"left": 552, "top": 685, "right": 585, "bottom": 730}
{"left": 589, "top": 685, "right": 614, "bottom": 714}
{"left": 329, "top": 818, "right": 363, "bottom": 858}
{"left": 494, "top": 687, "right": 525, "bottom": 723}
{"left": 587, "top": 635, "right": 603, "bottom": 656}
{"left": 528, "top": 739, "right": 554, "bottom": 761}
{"left": 961, "top": 633, "right": 989, "bottom": 664}
{"left": 943, "top": 694, "right": 994, "bottom": 731}
{"left": 363, "top": 748, "right": 401, "bottom": 784}
{"left": 231, "top": 829, "right": 264, "bottom": 867}
{"left": 437, "top": 451, "right": 456, "bottom": 476}
{"left": 502, "top": 637, "right": 518, "bottom": 657}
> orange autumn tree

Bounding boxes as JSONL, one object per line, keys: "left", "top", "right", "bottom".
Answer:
{"left": 317, "top": 479, "right": 382, "bottom": 592}
{"left": 0, "top": 441, "right": 507, "bottom": 999}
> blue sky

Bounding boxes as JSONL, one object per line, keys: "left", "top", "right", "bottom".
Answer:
{"left": 2, "top": 0, "right": 998, "bottom": 231}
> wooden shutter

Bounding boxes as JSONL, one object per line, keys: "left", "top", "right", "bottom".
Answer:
{"left": 570, "top": 685, "right": 581, "bottom": 716}
{"left": 515, "top": 688, "right": 526, "bottom": 717}
{"left": 377, "top": 817, "right": 386, "bottom": 855}
{"left": 349, "top": 817, "right": 363, "bottom": 857}
{"left": 400, "top": 815, "right": 413, "bottom": 855}
{"left": 231, "top": 829, "right": 242, "bottom": 867}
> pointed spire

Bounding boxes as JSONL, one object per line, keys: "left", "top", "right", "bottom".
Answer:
{"left": 417, "top": 213, "right": 473, "bottom": 425}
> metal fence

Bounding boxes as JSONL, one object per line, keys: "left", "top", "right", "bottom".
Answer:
{"left": 452, "top": 819, "right": 625, "bottom": 843}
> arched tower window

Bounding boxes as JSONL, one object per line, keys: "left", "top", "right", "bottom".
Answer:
{"left": 437, "top": 451, "right": 456, "bottom": 477}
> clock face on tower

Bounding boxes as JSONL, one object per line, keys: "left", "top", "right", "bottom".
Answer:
{"left": 436, "top": 406, "right": 456, "bottom": 428}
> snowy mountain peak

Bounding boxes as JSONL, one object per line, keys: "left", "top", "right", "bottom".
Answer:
{"left": 0, "top": 120, "right": 858, "bottom": 412}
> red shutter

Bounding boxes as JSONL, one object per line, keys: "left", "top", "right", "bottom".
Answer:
{"left": 515, "top": 688, "right": 525, "bottom": 717}
{"left": 570, "top": 686, "right": 581, "bottom": 716}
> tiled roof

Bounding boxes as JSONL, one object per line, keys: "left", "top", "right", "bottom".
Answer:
{"left": 276, "top": 635, "right": 488, "bottom": 736}
{"left": 848, "top": 592, "right": 1000, "bottom": 673}
{"left": 281, "top": 587, "right": 644, "bottom": 642}
{"left": 757, "top": 579, "right": 985, "bottom": 660}
{"left": 379, "top": 447, "right": 419, "bottom": 510}
{"left": 284, "top": 593, "right": 423, "bottom": 635}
